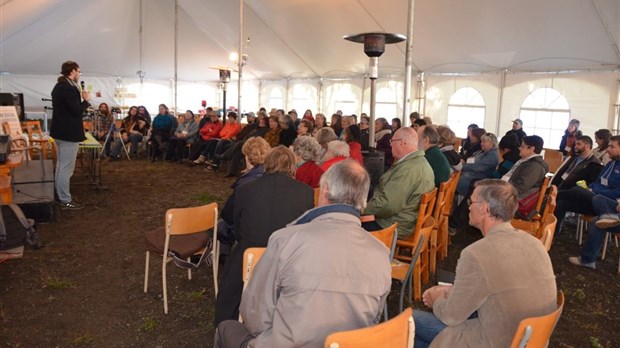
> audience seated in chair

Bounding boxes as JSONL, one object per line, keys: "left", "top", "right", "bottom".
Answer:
{"left": 550, "top": 135, "right": 602, "bottom": 191}
{"left": 220, "top": 115, "right": 270, "bottom": 177}
{"left": 436, "top": 125, "right": 462, "bottom": 173}
{"left": 458, "top": 124, "right": 481, "bottom": 161}
{"left": 491, "top": 134, "right": 520, "bottom": 179}
{"left": 418, "top": 125, "right": 451, "bottom": 187}
{"left": 214, "top": 160, "right": 390, "bottom": 348}
{"left": 263, "top": 115, "right": 282, "bottom": 148}
{"left": 319, "top": 140, "right": 350, "bottom": 172}
{"left": 569, "top": 194, "right": 620, "bottom": 270}
{"left": 109, "top": 106, "right": 149, "bottom": 159}
{"left": 202, "top": 112, "right": 241, "bottom": 170}
{"left": 414, "top": 179, "right": 557, "bottom": 348}
{"left": 190, "top": 110, "right": 223, "bottom": 163}
{"left": 149, "top": 104, "right": 177, "bottom": 161}
{"left": 363, "top": 127, "right": 435, "bottom": 238}
{"left": 592, "top": 129, "right": 612, "bottom": 165}
{"left": 342, "top": 124, "right": 364, "bottom": 165}
{"left": 554, "top": 135, "right": 620, "bottom": 235}
{"left": 374, "top": 117, "right": 394, "bottom": 170}
{"left": 292, "top": 136, "right": 323, "bottom": 188}
{"left": 205, "top": 112, "right": 257, "bottom": 172}
{"left": 217, "top": 137, "right": 271, "bottom": 259}
{"left": 214, "top": 146, "right": 314, "bottom": 326}
{"left": 166, "top": 110, "right": 198, "bottom": 163}
{"left": 455, "top": 131, "right": 499, "bottom": 197}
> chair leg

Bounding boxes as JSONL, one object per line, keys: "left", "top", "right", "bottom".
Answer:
{"left": 144, "top": 251, "right": 150, "bottom": 293}
{"left": 414, "top": 262, "right": 422, "bottom": 301}
{"left": 187, "top": 257, "right": 192, "bottom": 280}
{"left": 162, "top": 257, "right": 168, "bottom": 314}
{"left": 601, "top": 233, "right": 610, "bottom": 260}
{"left": 430, "top": 229, "right": 437, "bottom": 275}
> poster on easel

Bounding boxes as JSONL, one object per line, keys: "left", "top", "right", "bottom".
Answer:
{"left": 0, "top": 105, "right": 22, "bottom": 137}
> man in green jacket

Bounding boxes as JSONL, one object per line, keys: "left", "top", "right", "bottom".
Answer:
{"left": 363, "top": 127, "right": 435, "bottom": 238}
{"left": 418, "top": 125, "right": 451, "bottom": 187}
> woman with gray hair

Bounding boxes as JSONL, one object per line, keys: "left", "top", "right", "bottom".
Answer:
{"left": 319, "top": 140, "right": 350, "bottom": 172}
{"left": 293, "top": 136, "right": 324, "bottom": 188}
{"left": 314, "top": 127, "right": 338, "bottom": 162}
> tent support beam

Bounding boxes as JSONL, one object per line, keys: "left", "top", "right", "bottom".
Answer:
{"left": 495, "top": 68, "right": 507, "bottom": 134}
{"left": 174, "top": 0, "right": 178, "bottom": 113}
{"left": 590, "top": 0, "right": 620, "bottom": 62}
{"left": 402, "top": 0, "right": 415, "bottom": 124}
{"left": 237, "top": 0, "right": 244, "bottom": 114}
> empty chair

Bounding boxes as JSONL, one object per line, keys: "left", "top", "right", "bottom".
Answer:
{"left": 323, "top": 307, "right": 414, "bottom": 348}
{"left": 143, "top": 203, "right": 217, "bottom": 314}
{"left": 509, "top": 292, "right": 565, "bottom": 348}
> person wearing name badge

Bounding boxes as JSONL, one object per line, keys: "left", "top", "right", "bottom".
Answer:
{"left": 455, "top": 131, "right": 499, "bottom": 197}
{"left": 551, "top": 135, "right": 602, "bottom": 191}
{"left": 554, "top": 135, "right": 620, "bottom": 235}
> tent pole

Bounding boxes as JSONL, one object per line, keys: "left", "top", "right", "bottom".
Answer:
{"left": 402, "top": 0, "right": 415, "bottom": 124}
{"left": 317, "top": 78, "right": 323, "bottom": 114}
{"left": 496, "top": 69, "right": 507, "bottom": 134}
{"left": 237, "top": 0, "right": 244, "bottom": 114}
{"left": 174, "top": 0, "right": 179, "bottom": 114}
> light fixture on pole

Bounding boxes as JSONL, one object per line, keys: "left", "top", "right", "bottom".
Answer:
{"left": 343, "top": 32, "right": 406, "bottom": 147}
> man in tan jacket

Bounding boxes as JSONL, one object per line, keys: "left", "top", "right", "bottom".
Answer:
{"left": 414, "top": 179, "right": 557, "bottom": 348}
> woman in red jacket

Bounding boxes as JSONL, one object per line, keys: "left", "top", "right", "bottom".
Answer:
{"left": 343, "top": 124, "right": 364, "bottom": 165}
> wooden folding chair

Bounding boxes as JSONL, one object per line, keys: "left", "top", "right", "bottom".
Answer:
{"left": 509, "top": 292, "right": 565, "bottom": 348}
{"left": 430, "top": 174, "right": 457, "bottom": 275}
{"left": 369, "top": 223, "right": 398, "bottom": 261}
{"left": 23, "top": 120, "right": 57, "bottom": 160}
{"left": 539, "top": 214, "right": 557, "bottom": 252}
{"left": 440, "top": 171, "right": 460, "bottom": 259}
{"left": 143, "top": 203, "right": 218, "bottom": 314}
{"left": 511, "top": 180, "right": 554, "bottom": 238}
{"left": 238, "top": 247, "right": 267, "bottom": 322}
{"left": 324, "top": 307, "right": 414, "bottom": 348}
{"left": 392, "top": 215, "right": 435, "bottom": 303}
{"left": 394, "top": 187, "right": 437, "bottom": 295}
{"left": 543, "top": 149, "right": 563, "bottom": 174}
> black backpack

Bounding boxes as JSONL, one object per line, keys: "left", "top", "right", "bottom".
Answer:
{"left": 0, "top": 204, "right": 42, "bottom": 250}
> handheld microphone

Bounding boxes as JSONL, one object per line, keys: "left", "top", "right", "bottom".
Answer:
{"left": 41, "top": 98, "right": 52, "bottom": 102}
{"left": 80, "top": 81, "right": 85, "bottom": 91}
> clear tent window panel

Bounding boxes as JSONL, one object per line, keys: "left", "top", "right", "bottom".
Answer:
{"left": 447, "top": 87, "right": 486, "bottom": 138}
{"left": 520, "top": 88, "right": 570, "bottom": 149}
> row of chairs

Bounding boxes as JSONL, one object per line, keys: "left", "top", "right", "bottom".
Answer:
{"left": 143, "top": 201, "right": 564, "bottom": 347}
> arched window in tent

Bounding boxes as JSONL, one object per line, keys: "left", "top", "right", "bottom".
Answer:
{"left": 290, "top": 83, "right": 318, "bottom": 114}
{"left": 376, "top": 86, "right": 398, "bottom": 120}
{"left": 446, "top": 87, "right": 485, "bottom": 138}
{"left": 519, "top": 88, "right": 570, "bottom": 150}
{"left": 268, "top": 87, "right": 284, "bottom": 110}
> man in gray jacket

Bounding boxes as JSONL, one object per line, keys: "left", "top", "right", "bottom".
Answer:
{"left": 214, "top": 160, "right": 391, "bottom": 348}
{"left": 414, "top": 179, "right": 557, "bottom": 348}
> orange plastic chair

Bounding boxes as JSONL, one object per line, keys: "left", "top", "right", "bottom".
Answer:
{"left": 323, "top": 307, "right": 414, "bottom": 348}
{"left": 392, "top": 215, "right": 435, "bottom": 303}
{"left": 509, "top": 292, "right": 565, "bottom": 348}
{"left": 143, "top": 203, "right": 218, "bottom": 314}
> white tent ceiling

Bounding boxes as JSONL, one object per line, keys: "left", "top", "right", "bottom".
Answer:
{"left": 1, "top": 0, "right": 619, "bottom": 82}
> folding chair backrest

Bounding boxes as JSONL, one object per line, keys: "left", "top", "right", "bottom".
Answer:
{"left": 314, "top": 187, "right": 320, "bottom": 207}
{"left": 539, "top": 214, "right": 557, "bottom": 252}
{"left": 370, "top": 223, "right": 397, "bottom": 260}
{"left": 443, "top": 171, "right": 460, "bottom": 217}
{"left": 324, "top": 307, "right": 414, "bottom": 348}
{"left": 533, "top": 176, "right": 551, "bottom": 216}
{"left": 543, "top": 149, "right": 563, "bottom": 174}
{"left": 166, "top": 203, "right": 217, "bottom": 236}
{"left": 510, "top": 292, "right": 565, "bottom": 348}
{"left": 242, "top": 247, "right": 266, "bottom": 291}
{"left": 406, "top": 188, "right": 437, "bottom": 243}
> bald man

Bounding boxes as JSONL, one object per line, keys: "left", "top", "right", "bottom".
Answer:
{"left": 363, "top": 127, "right": 435, "bottom": 238}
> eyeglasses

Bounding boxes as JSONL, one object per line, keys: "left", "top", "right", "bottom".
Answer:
{"left": 389, "top": 138, "right": 403, "bottom": 145}
{"left": 467, "top": 199, "right": 482, "bottom": 206}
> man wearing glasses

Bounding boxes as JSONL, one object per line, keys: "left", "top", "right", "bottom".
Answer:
{"left": 362, "top": 127, "right": 435, "bottom": 238}
{"left": 50, "top": 61, "right": 90, "bottom": 210}
{"left": 413, "top": 179, "right": 557, "bottom": 348}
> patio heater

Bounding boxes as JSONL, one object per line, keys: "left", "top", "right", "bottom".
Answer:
{"left": 219, "top": 68, "right": 231, "bottom": 118}
{"left": 343, "top": 32, "right": 406, "bottom": 147}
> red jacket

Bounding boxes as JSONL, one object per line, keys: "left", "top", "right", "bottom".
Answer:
{"left": 348, "top": 141, "right": 364, "bottom": 165}
{"left": 199, "top": 121, "right": 222, "bottom": 140}
{"left": 220, "top": 122, "right": 241, "bottom": 140}
{"left": 320, "top": 156, "right": 347, "bottom": 173}
{"left": 296, "top": 161, "right": 324, "bottom": 188}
